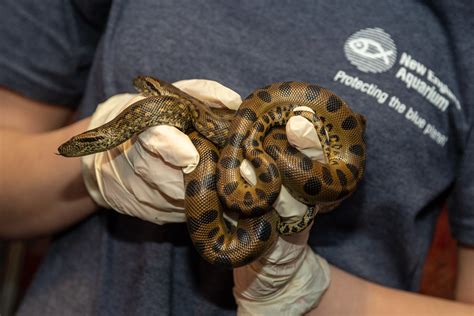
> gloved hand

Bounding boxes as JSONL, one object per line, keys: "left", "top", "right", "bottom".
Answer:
{"left": 81, "top": 79, "right": 242, "bottom": 224}
{"left": 233, "top": 114, "right": 331, "bottom": 316}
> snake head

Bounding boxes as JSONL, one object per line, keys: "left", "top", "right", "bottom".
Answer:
{"left": 57, "top": 133, "right": 107, "bottom": 157}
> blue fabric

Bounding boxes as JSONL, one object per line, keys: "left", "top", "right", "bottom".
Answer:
{"left": 0, "top": 0, "right": 472, "bottom": 315}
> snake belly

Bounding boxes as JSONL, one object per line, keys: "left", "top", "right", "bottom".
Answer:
{"left": 58, "top": 77, "right": 366, "bottom": 268}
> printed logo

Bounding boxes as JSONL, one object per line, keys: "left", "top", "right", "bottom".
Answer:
{"left": 344, "top": 28, "right": 397, "bottom": 73}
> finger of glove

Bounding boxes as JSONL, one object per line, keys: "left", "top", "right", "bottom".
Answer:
{"left": 128, "top": 131, "right": 190, "bottom": 199}
{"left": 137, "top": 125, "right": 199, "bottom": 174}
{"left": 95, "top": 146, "right": 186, "bottom": 223}
{"left": 286, "top": 111, "right": 326, "bottom": 163}
{"left": 173, "top": 79, "right": 242, "bottom": 110}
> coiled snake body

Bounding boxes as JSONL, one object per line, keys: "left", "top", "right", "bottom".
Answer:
{"left": 58, "top": 76, "right": 366, "bottom": 268}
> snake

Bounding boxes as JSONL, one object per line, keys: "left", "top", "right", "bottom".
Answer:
{"left": 58, "top": 76, "right": 366, "bottom": 268}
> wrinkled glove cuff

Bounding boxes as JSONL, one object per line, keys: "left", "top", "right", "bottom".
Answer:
{"left": 233, "top": 241, "right": 330, "bottom": 315}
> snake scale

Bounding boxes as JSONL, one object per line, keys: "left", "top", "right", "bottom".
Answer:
{"left": 58, "top": 76, "right": 366, "bottom": 268}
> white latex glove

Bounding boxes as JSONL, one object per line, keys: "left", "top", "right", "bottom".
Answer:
{"left": 233, "top": 111, "right": 330, "bottom": 316}
{"left": 82, "top": 79, "right": 242, "bottom": 224}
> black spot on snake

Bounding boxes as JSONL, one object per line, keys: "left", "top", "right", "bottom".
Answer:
{"left": 212, "top": 235, "right": 226, "bottom": 253}
{"left": 230, "top": 203, "right": 242, "bottom": 213}
{"left": 224, "top": 182, "right": 239, "bottom": 195}
{"left": 252, "top": 140, "right": 259, "bottom": 147}
{"left": 214, "top": 255, "right": 233, "bottom": 268}
{"left": 265, "top": 145, "right": 280, "bottom": 160}
{"left": 259, "top": 172, "right": 273, "bottom": 183}
{"left": 326, "top": 95, "right": 343, "bottom": 112}
{"left": 257, "top": 91, "right": 272, "bottom": 103}
{"left": 278, "top": 82, "right": 292, "bottom": 96}
{"left": 268, "top": 111, "right": 275, "bottom": 120}
{"left": 193, "top": 240, "right": 206, "bottom": 255}
{"left": 346, "top": 163, "right": 360, "bottom": 179}
{"left": 251, "top": 206, "right": 266, "bottom": 217}
{"left": 207, "top": 227, "right": 219, "bottom": 239}
{"left": 255, "top": 220, "right": 273, "bottom": 242}
{"left": 256, "top": 188, "right": 266, "bottom": 200}
{"left": 300, "top": 156, "right": 313, "bottom": 171}
{"left": 267, "top": 191, "right": 280, "bottom": 204}
{"left": 244, "top": 192, "right": 254, "bottom": 206}
{"left": 187, "top": 216, "right": 200, "bottom": 235}
{"left": 349, "top": 144, "right": 364, "bottom": 157}
{"left": 281, "top": 225, "right": 290, "bottom": 234}
{"left": 185, "top": 179, "right": 202, "bottom": 197}
{"left": 272, "top": 133, "right": 287, "bottom": 140}
{"left": 202, "top": 173, "right": 217, "bottom": 190}
{"left": 220, "top": 156, "right": 240, "bottom": 169}
{"left": 254, "top": 122, "right": 265, "bottom": 132}
{"left": 322, "top": 167, "right": 333, "bottom": 185}
{"left": 251, "top": 157, "right": 262, "bottom": 168}
{"left": 341, "top": 116, "right": 358, "bottom": 130}
{"left": 263, "top": 115, "right": 270, "bottom": 124}
{"left": 285, "top": 144, "right": 299, "bottom": 156}
{"left": 268, "top": 163, "right": 279, "bottom": 178}
{"left": 228, "top": 133, "right": 246, "bottom": 147}
{"left": 336, "top": 169, "right": 348, "bottom": 186}
{"left": 319, "top": 126, "right": 326, "bottom": 137}
{"left": 282, "top": 169, "right": 292, "bottom": 178}
{"left": 305, "top": 85, "right": 321, "bottom": 101}
{"left": 237, "top": 108, "right": 258, "bottom": 122}
{"left": 199, "top": 209, "right": 219, "bottom": 224}
{"left": 249, "top": 148, "right": 264, "bottom": 156}
{"left": 303, "top": 177, "right": 322, "bottom": 195}
{"left": 237, "top": 228, "right": 250, "bottom": 243}
{"left": 208, "top": 150, "right": 219, "bottom": 163}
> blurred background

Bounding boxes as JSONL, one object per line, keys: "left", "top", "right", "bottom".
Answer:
{"left": 0, "top": 207, "right": 457, "bottom": 315}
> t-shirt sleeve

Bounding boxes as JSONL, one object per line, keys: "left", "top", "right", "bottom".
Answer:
{"left": 449, "top": 130, "right": 474, "bottom": 245}
{"left": 0, "top": 0, "right": 111, "bottom": 107}
{"left": 430, "top": 1, "right": 474, "bottom": 245}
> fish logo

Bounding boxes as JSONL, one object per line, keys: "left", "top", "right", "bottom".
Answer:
{"left": 344, "top": 28, "right": 397, "bottom": 73}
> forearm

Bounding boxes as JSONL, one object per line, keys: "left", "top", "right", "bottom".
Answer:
{"left": 309, "top": 264, "right": 474, "bottom": 316}
{"left": 0, "top": 118, "right": 96, "bottom": 239}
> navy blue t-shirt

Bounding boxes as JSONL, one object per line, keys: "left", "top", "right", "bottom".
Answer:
{"left": 1, "top": 0, "right": 473, "bottom": 315}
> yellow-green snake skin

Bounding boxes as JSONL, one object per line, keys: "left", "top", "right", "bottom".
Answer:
{"left": 58, "top": 76, "right": 366, "bottom": 268}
